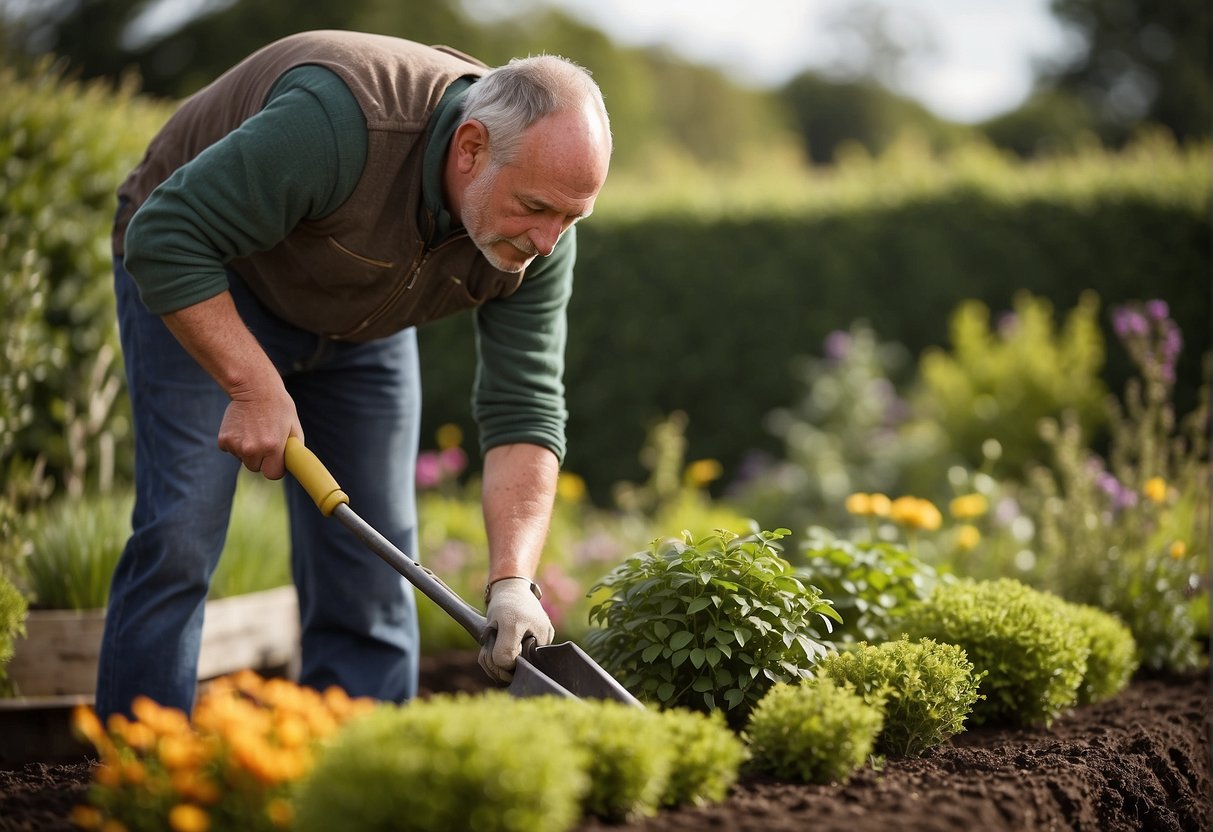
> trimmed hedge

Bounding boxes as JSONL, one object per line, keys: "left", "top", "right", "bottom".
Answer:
{"left": 419, "top": 155, "right": 1210, "bottom": 498}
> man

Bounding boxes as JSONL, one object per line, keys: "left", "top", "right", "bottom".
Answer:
{"left": 97, "top": 29, "right": 612, "bottom": 719}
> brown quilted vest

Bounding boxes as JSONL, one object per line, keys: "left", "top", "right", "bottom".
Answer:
{"left": 113, "top": 30, "right": 524, "bottom": 341}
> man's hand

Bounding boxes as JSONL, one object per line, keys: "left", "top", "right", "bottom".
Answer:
{"left": 479, "top": 577, "right": 554, "bottom": 682}
{"left": 162, "top": 291, "right": 303, "bottom": 479}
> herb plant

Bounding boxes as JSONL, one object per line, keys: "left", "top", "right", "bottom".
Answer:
{"left": 795, "top": 531, "right": 938, "bottom": 647}
{"left": 744, "top": 678, "right": 884, "bottom": 784}
{"left": 586, "top": 528, "right": 841, "bottom": 721}
{"left": 898, "top": 578, "right": 1089, "bottom": 727}
{"left": 817, "top": 637, "right": 983, "bottom": 757}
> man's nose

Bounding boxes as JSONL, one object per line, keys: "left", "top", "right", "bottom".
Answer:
{"left": 530, "top": 217, "right": 564, "bottom": 257}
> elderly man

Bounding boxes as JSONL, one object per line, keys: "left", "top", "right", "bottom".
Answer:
{"left": 97, "top": 30, "right": 612, "bottom": 719}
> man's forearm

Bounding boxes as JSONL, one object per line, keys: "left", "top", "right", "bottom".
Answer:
{"left": 161, "top": 291, "right": 301, "bottom": 478}
{"left": 481, "top": 443, "right": 559, "bottom": 584}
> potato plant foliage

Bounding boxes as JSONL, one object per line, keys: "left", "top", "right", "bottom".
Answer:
{"left": 586, "top": 529, "right": 841, "bottom": 719}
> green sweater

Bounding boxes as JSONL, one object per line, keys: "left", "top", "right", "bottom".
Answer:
{"left": 124, "top": 65, "right": 573, "bottom": 461}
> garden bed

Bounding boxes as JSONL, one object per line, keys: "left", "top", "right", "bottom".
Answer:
{"left": 1, "top": 650, "right": 1208, "bottom": 832}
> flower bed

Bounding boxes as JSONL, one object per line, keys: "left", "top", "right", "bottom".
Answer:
{"left": 0, "top": 650, "right": 1208, "bottom": 832}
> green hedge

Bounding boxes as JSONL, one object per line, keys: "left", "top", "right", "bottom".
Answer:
{"left": 419, "top": 168, "right": 1211, "bottom": 498}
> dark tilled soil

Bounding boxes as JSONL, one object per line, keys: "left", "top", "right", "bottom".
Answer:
{"left": 3, "top": 652, "right": 1210, "bottom": 832}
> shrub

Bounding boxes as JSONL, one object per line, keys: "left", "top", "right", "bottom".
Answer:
{"left": 897, "top": 578, "right": 1089, "bottom": 727}
{"left": 744, "top": 679, "right": 884, "bottom": 784}
{"left": 912, "top": 290, "right": 1108, "bottom": 479}
{"left": 0, "top": 575, "right": 27, "bottom": 694}
{"left": 513, "top": 697, "right": 674, "bottom": 823}
{"left": 817, "top": 637, "right": 983, "bottom": 757}
{"left": 653, "top": 707, "right": 748, "bottom": 807}
{"left": 294, "top": 693, "right": 586, "bottom": 832}
{"left": 1065, "top": 602, "right": 1139, "bottom": 705}
{"left": 795, "top": 531, "right": 938, "bottom": 647}
{"left": 586, "top": 528, "right": 841, "bottom": 721}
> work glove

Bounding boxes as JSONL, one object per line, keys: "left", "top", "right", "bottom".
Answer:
{"left": 480, "top": 577, "right": 554, "bottom": 683}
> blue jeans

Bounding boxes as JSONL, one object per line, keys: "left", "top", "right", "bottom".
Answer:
{"left": 96, "top": 256, "right": 421, "bottom": 719}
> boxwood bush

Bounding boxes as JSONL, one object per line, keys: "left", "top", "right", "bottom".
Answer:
{"left": 744, "top": 678, "right": 884, "bottom": 784}
{"left": 1064, "top": 601, "right": 1139, "bottom": 705}
{"left": 816, "top": 637, "right": 983, "bottom": 757}
{"left": 897, "top": 578, "right": 1089, "bottom": 727}
{"left": 293, "top": 693, "right": 587, "bottom": 832}
{"left": 654, "top": 707, "right": 748, "bottom": 807}
{"left": 586, "top": 528, "right": 841, "bottom": 722}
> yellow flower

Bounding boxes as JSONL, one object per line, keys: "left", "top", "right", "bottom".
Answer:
{"left": 683, "top": 458, "right": 723, "bottom": 489}
{"left": 955, "top": 524, "right": 982, "bottom": 551}
{"left": 436, "top": 422, "right": 463, "bottom": 451}
{"left": 890, "top": 496, "right": 941, "bottom": 530}
{"left": 1143, "top": 477, "right": 1167, "bottom": 504}
{"left": 949, "top": 493, "right": 989, "bottom": 520}
{"left": 557, "top": 472, "right": 587, "bottom": 504}
{"left": 869, "top": 493, "right": 891, "bottom": 517}
{"left": 168, "top": 803, "right": 211, "bottom": 832}
{"left": 845, "top": 492, "right": 873, "bottom": 516}
{"left": 1170, "top": 540, "right": 1187, "bottom": 559}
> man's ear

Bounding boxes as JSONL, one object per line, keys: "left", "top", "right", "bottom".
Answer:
{"left": 452, "top": 119, "right": 490, "bottom": 174}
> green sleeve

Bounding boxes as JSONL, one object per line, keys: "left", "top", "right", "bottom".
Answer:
{"left": 473, "top": 226, "right": 575, "bottom": 464}
{"left": 123, "top": 66, "right": 366, "bottom": 314}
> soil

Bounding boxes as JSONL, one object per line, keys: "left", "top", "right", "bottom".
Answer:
{"left": 2, "top": 651, "right": 1210, "bottom": 832}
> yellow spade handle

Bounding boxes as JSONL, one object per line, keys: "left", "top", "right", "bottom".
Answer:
{"left": 284, "top": 436, "right": 349, "bottom": 516}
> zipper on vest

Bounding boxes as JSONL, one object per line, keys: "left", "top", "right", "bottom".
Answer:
{"left": 334, "top": 231, "right": 468, "bottom": 340}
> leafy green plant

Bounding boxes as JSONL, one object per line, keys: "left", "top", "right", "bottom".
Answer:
{"left": 897, "top": 578, "right": 1089, "bottom": 727}
{"left": 912, "top": 290, "right": 1108, "bottom": 479}
{"left": 294, "top": 693, "right": 587, "bottom": 832}
{"left": 816, "top": 637, "right": 983, "bottom": 757}
{"left": 744, "top": 678, "right": 884, "bottom": 784}
{"left": 654, "top": 707, "right": 748, "bottom": 807}
{"left": 586, "top": 528, "right": 841, "bottom": 721}
{"left": 1064, "top": 602, "right": 1138, "bottom": 705}
{"left": 795, "top": 531, "right": 938, "bottom": 647}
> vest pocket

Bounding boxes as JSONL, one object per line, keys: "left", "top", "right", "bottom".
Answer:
{"left": 326, "top": 236, "right": 395, "bottom": 269}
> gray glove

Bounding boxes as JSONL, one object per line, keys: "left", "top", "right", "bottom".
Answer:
{"left": 480, "top": 577, "right": 555, "bottom": 682}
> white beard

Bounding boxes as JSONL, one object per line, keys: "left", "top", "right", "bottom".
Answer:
{"left": 461, "top": 166, "right": 537, "bottom": 273}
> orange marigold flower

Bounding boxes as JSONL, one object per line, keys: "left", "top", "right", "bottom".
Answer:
{"left": 1170, "top": 540, "right": 1187, "bottom": 559}
{"left": 168, "top": 803, "right": 211, "bottom": 832}
{"left": 869, "top": 493, "right": 891, "bottom": 517}
{"left": 267, "top": 798, "right": 294, "bottom": 829}
{"left": 69, "top": 805, "right": 103, "bottom": 830}
{"left": 684, "top": 458, "right": 723, "bottom": 488}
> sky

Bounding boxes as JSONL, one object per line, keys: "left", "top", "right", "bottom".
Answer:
{"left": 467, "top": 0, "right": 1084, "bottom": 123}
{"left": 124, "top": 0, "right": 1085, "bottom": 124}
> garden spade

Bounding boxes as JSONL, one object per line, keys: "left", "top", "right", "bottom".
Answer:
{"left": 284, "top": 437, "right": 643, "bottom": 707}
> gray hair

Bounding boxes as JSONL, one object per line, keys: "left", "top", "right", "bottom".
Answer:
{"left": 460, "top": 54, "right": 610, "bottom": 164}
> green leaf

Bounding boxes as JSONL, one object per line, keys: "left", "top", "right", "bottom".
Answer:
{"left": 641, "top": 643, "right": 664, "bottom": 663}
{"left": 686, "top": 596, "right": 713, "bottom": 614}
{"left": 669, "top": 630, "right": 695, "bottom": 650}
{"left": 657, "top": 682, "right": 676, "bottom": 702}
{"left": 690, "top": 648, "right": 706, "bottom": 669}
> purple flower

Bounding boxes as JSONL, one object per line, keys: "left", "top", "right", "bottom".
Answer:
{"left": 1112, "top": 307, "right": 1148, "bottom": 339}
{"left": 997, "top": 312, "right": 1018, "bottom": 338}
{"left": 823, "top": 330, "right": 852, "bottom": 361}
{"left": 439, "top": 446, "right": 468, "bottom": 477}
{"left": 1144, "top": 299, "right": 1170, "bottom": 321}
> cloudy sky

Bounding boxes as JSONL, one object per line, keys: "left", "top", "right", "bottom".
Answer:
{"left": 469, "top": 0, "right": 1084, "bottom": 123}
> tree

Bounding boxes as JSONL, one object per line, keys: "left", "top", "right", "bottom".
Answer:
{"left": 1041, "top": 0, "right": 1210, "bottom": 144}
